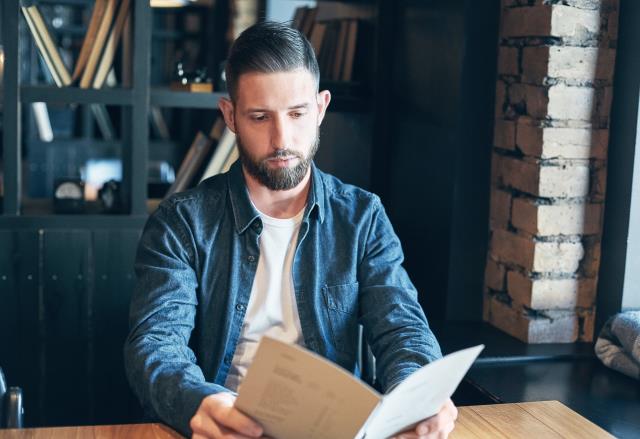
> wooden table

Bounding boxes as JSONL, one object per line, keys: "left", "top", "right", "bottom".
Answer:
{"left": 0, "top": 401, "right": 614, "bottom": 438}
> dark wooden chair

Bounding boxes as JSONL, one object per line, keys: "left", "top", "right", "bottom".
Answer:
{"left": 0, "top": 367, "right": 24, "bottom": 428}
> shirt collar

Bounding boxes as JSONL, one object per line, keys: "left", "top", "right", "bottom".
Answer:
{"left": 227, "top": 160, "right": 325, "bottom": 234}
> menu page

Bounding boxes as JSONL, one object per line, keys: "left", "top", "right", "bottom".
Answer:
{"left": 235, "top": 337, "right": 381, "bottom": 439}
{"left": 362, "top": 345, "right": 484, "bottom": 439}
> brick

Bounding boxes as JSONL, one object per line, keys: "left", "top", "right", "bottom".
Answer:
{"left": 533, "top": 240, "right": 584, "bottom": 272}
{"left": 590, "top": 163, "right": 607, "bottom": 201}
{"left": 594, "top": 49, "right": 617, "bottom": 81}
{"left": 528, "top": 310, "right": 579, "bottom": 343}
{"left": 581, "top": 237, "right": 601, "bottom": 277}
{"left": 515, "top": 117, "right": 543, "bottom": 156}
{"left": 496, "top": 80, "right": 507, "bottom": 118}
{"left": 577, "top": 277, "right": 598, "bottom": 308}
{"left": 521, "top": 47, "right": 549, "bottom": 84}
{"left": 490, "top": 229, "right": 535, "bottom": 269}
{"left": 494, "top": 119, "right": 516, "bottom": 150}
{"left": 506, "top": 271, "right": 597, "bottom": 309}
{"left": 485, "top": 258, "right": 507, "bottom": 291}
{"left": 508, "top": 83, "right": 527, "bottom": 107}
{"left": 484, "top": 295, "right": 579, "bottom": 342}
{"left": 597, "top": 86, "right": 614, "bottom": 120}
{"left": 539, "top": 126, "right": 609, "bottom": 160}
{"left": 547, "top": 84, "right": 596, "bottom": 120}
{"left": 525, "top": 85, "right": 548, "bottom": 119}
{"left": 560, "top": 0, "right": 604, "bottom": 9}
{"left": 502, "top": 6, "right": 552, "bottom": 38}
{"left": 498, "top": 46, "right": 519, "bottom": 76}
{"left": 550, "top": 5, "right": 601, "bottom": 40}
{"left": 510, "top": 197, "right": 538, "bottom": 234}
{"left": 538, "top": 162, "right": 590, "bottom": 197}
{"left": 579, "top": 309, "right": 595, "bottom": 342}
{"left": 484, "top": 295, "right": 529, "bottom": 342}
{"left": 607, "top": 10, "right": 619, "bottom": 41}
{"left": 494, "top": 155, "right": 540, "bottom": 195}
{"left": 548, "top": 47, "right": 614, "bottom": 81}
{"left": 489, "top": 188, "right": 512, "bottom": 229}
{"left": 511, "top": 198, "right": 603, "bottom": 236}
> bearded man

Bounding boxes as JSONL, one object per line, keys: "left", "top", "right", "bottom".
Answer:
{"left": 124, "top": 21, "right": 456, "bottom": 439}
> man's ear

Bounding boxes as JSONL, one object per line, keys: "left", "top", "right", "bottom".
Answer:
{"left": 218, "top": 97, "right": 237, "bottom": 133}
{"left": 316, "top": 90, "right": 331, "bottom": 126}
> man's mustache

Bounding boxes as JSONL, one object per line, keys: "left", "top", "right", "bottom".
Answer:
{"left": 266, "top": 149, "right": 304, "bottom": 160}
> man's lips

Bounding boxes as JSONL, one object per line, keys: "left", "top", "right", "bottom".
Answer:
{"left": 266, "top": 156, "right": 299, "bottom": 166}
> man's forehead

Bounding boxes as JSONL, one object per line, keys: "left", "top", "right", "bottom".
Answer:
{"left": 234, "top": 69, "right": 317, "bottom": 109}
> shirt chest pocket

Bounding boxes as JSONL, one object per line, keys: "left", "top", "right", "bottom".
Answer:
{"left": 322, "top": 282, "right": 359, "bottom": 354}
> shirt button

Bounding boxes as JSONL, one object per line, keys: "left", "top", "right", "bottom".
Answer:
{"left": 247, "top": 255, "right": 255, "bottom": 262}
{"left": 236, "top": 303, "right": 245, "bottom": 311}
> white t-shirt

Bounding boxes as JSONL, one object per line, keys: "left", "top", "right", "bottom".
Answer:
{"left": 224, "top": 206, "right": 306, "bottom": 392}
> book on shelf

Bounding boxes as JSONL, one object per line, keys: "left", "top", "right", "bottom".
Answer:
{"left": 165, "top": 132, "right": 214, "bottom": 197}
{"left": 292, "top": 3, "right": 372, "bottom": 84}
{"left": 121, "top": 9, "right": 133, "bottom": 87}
{"left": 79, "top": 0, "right": 118, "bottom": 89}
{"left": 301, "top": 7, "right": 318, "bottom": 38}
{"left": 236, "top": 336, "right": 484, "bottom": 439}
{"left": 308, "top": 22, "right": 327, "bottom": 57}
{"left": 198, "top": 126, "right": 237, "bottom": 184}
{"left": 32, "top": 102, "right": 54, "bottom": 142}
{"left": 291, "top": 6, "right": 308, "bottom": 31}
{"left": 21, "top": 3, "right": 72, "bottom": 86}
{"left": 150, "top": 107, "right": 171, "bottom": 141}
{"left": 92, "top": 0, "right": 130, "bottom": 89}
{"left": 332, "top": 20, "right": 350, "bottom": 81}
{"left": 342, "top": 20, "right": 359, "bottom": 82}
{"left": 71, "top": 0, "right": 107, "bottom": 82}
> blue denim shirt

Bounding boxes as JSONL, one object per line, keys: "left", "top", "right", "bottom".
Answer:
{"left": 124, "top": 161, "right": 442, "bottom": 436}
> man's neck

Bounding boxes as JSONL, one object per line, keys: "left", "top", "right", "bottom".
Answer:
{"left": 243, "top": 167, "right": 312, "bottom": 219}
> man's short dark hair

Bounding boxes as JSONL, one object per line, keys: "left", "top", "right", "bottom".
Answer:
{"left": 225, "top": 21, "right": 320, "bottom": 101}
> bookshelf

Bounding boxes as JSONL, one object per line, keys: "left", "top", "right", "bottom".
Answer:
{"left": 0, "top": 0, "right": 386, "bottom": 427}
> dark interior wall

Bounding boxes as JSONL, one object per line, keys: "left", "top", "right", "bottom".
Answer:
{"left": 315, "top": 111, "right": 373, "bottom": 190}
{"left": 383, "top": 0, "right": 499, "bottom": 321}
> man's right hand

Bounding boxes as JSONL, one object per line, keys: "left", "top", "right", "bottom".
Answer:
{"left": 190, "top": 392, "right": 266, "bottom": 439}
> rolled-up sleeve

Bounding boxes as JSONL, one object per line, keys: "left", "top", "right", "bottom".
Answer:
{"left": 357, "top": 197, "right": 442, "bottom": 393}
{"left": 123, "top": 204, "right": 228, "bottom": 436}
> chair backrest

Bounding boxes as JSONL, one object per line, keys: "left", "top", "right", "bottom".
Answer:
{"left": 0, "top": 367, "right": 24, "bottom": 429}
{"left": 357, "top": 325, "right": 378, "bottom": 390}
{"left": 0, "top": 367, "right": 7, "bottom": 427}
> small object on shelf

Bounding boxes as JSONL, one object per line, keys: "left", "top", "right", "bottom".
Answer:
{"left": 53, "top": 178, "right": 85, "bottom": 214}
{"left": 98, "top": 179, "right": 123, "bottom": 214}
{"left": 170, "top": 61, "right": 213, "bottom": 93}
{"left": 170, "top": 82, "right": 213, "bottom": 93}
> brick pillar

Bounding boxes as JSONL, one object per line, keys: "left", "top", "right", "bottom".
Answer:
{"left": 484, "top": 0, "right": 619, "bottom": 343}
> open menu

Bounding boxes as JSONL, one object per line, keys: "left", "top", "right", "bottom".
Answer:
{"left": 235, "top": 337, "right": 484, "bottom": 439}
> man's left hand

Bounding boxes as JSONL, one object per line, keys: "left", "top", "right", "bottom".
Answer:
{"left": 391, "top": 398, "right": 457, "bottom": 439}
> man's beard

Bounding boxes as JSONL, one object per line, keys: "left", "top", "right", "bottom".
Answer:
{"left": 236, "top": 131, "right": 320, "bottom": 191}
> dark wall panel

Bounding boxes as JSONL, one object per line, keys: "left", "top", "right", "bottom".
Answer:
{"left": 0, "top": 226, "right": 142, "bottom": 427}
{"left": 42, "top": 230, "right": 92, "bottom": 425}
{"left": 92, "top": 229, "right": 142, "bottom": 424}
{"left": 383, "top": 0, "right": 498, "bottom": 321}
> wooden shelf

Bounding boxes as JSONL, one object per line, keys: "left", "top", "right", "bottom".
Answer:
{"left": 21, "top": 86, "right": 134, "bottom": 106}
{"left": 150, "top": 88, "right": 225, "bottom": 109}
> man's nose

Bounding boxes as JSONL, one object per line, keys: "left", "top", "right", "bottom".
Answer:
{"left": 271, "top": 115, "right": 292, "bottom": 150}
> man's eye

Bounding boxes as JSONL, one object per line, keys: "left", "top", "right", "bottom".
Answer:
{"left": 291, "top": 112, "right": 305, "bottom": 119}
{"left": 252, "top": 114, "right": 267, "bottom": 121}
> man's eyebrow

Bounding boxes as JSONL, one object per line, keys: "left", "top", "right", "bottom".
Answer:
{"left": 245, "top": 103, "right": 310, "bottom": 113}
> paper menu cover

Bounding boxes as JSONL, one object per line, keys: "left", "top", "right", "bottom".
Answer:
{"left": 235, "top": 336, "right": 380, "bottom": 439}
{"left": 235, "top": 336, "right": 484, "bottom": 439}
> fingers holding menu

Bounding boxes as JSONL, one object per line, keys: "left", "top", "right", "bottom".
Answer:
{"left": 191, "top": 392, "right": 265, "bottom": 439}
